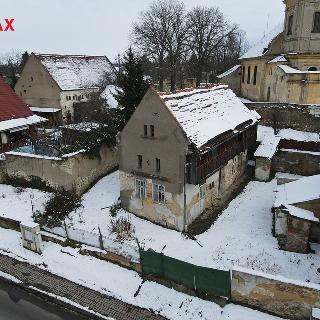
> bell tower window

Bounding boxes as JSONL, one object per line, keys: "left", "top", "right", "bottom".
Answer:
{"left": 312, "top": 12, "right": 320, "bottom": 33}
{"left": 287, "top": 14, "right": 293, "bottom": 35}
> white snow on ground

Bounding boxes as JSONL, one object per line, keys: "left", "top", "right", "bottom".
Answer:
{"left": 0, "top": 227, "right": 284, "bottom": 320}
{"left": 258, "top": 125, "right": 320, "bottom": 143}
{"left": 67, "top": 171, "right": 320, "bottom": 285}
{"left": 0, "top": 184, "right": 50, "bottom": 223}
{"left": 1, "top": 171, "right": 319, "bottom": 285}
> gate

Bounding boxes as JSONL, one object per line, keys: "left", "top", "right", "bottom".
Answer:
{"left": 140, "top": 249, "right": 231, "bottom": 298}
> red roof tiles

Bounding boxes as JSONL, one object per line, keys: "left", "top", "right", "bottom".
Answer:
{"left": 0, "top": 77, "right": 33, "bottom": 122}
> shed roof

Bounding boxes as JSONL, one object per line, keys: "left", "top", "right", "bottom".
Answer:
{"left": 159, "top": 86, "right": 260, "bottom": 148}
{"left": 274, "top": 174, "right": 320, "bottom": 208}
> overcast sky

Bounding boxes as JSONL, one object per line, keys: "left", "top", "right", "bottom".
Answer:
{"left": 1, "top": 0, "right": 285, "bottom": 61}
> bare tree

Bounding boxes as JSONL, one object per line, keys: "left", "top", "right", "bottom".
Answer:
{"left": 133, "top": 0, "right": 180, "bottom": 91}
{"left": 186, "top": 6, "right": 238, "bottom": 86}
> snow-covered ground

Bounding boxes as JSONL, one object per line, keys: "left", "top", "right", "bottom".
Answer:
{"left": 65, "top": 171, "right": 320, "bottom": 285}
{"left": 257, "top": 125, "right": 320, "bottom": 143}
{"left": 0, "top": 227, "right": 284, "bottom": 320}
{"left": 0, "top": 184, "right": 50, "bottom": 223}
{"left": 1, "top": 169, "right": 319, "bottom": 287}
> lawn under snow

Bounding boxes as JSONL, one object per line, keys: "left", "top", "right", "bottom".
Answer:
{"left": 0, "top": 228, "right": 284, "bottom": 320}
{"left": 0, "top": 184, "right": 50, "bottom": 223}
{"left": 67, "top": 171, "right": 320, "bottom": 285}
{"left": 0, "top": 169, "right": 319, "bottom": 286}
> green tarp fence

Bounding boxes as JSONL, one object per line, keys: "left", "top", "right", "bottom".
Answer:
{"left": 140, "top": 249, "right": 231, "bottom": 298}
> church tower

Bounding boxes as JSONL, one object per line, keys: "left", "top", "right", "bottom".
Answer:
{"left": 283, "top": 0, "right": 320, "bottom": 54}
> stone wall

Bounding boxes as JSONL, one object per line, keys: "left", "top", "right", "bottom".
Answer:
{"left": 245, "top": 102, "right": 320, "bottom": 132}
{"left": 273, "top": 149, "right": 320, "bottom": 176}
{"left": 0, "top": 144, "right": 118, "bottom": 195}
{"left": 231, "top": 268, "right": 320, "bottom": 320}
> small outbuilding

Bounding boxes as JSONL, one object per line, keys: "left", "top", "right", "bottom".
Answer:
{"left": 274, "top": 174, "right": 320, "bottom": 253}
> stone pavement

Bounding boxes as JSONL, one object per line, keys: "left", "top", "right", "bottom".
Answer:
{"left": 0, "top": 253, "right": 167, "bottom": 320}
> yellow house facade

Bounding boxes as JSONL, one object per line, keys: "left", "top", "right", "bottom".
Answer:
{"left": 219, "top": 0, "right": 320, "bottom": 104}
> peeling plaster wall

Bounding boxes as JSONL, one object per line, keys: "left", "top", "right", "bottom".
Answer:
{"left": 255, "top": 157, "right": 272, "bottom": 181}
{"left": 231, "top": 269, "right": 320, "bottom": 320}
{"left": 1, "top": 144, "right": 118, "bottom": 195}
{"left": 120, "top": 151, "right": 247, "bottom": 231}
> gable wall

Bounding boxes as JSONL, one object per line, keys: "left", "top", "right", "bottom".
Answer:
{"left": 15, "top": 55, "right": 61, "bottom": 109}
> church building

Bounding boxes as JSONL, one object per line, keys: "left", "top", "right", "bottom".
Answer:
{"left": 218, "top": 0, "right": 320, "bottom": 104}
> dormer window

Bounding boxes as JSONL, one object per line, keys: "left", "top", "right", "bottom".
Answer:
{"left": 287, "top": 14, "right": 293, "bottom": 35}
{"left": 312, "top": 12, "right": 320, "bottom": 33}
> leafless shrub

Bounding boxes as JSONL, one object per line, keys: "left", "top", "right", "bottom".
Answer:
{"left": 109, "top": 217, "right": 136, "bottom": 242}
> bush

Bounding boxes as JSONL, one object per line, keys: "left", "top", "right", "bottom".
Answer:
{"left": 1, "top": 173, "right": 53, "bottom": 192}
{"left": 109, "top": 216, "right": 135, "bottom": 242}
{"left": 35, "top": 188, "right": 83, "bottom": 228}
{"left": 109, "top": 202, "right": 121, "bottom": 217}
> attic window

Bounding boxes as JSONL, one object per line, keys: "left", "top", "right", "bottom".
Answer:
{"left": 312, "top": 12, "right": 320, "bottom": 33}
{"left": 287, "top": 14, "right": 293, "bottom": 35}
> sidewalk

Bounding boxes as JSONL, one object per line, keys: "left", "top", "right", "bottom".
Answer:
{"left": 0, "top": 253, "right": 166, "bottom": 320}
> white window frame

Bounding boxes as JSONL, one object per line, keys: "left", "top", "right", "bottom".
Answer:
{"left": 200, "top": 184, "right": 206, "bottom": 199}
{"left": 152, "top": 183, "right": 165, "bottom": 203}
{"left": 135, "top": 179, "right": 146, "bottom": 199}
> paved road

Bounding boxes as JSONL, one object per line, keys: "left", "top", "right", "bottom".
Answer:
{"left": 0, "top": 280, "right": 87, "bottom": 320}
{"left": 0, "top": 254, "right": 166, "bottom": 320}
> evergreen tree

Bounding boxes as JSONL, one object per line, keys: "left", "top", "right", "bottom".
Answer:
{"left": 114, "top": 48, "right": 150, "bottom": 128}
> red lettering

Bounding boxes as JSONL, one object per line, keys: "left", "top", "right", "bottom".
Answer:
{"left": 4, "top": 19, "right": 14, "bottom": 31}
{"left": 0, "top": 23, "right": 3, "bottom": 32}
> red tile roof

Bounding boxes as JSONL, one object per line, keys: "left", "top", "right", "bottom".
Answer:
{"left": 0, "top": 77, "right": 33, "bottom": 122}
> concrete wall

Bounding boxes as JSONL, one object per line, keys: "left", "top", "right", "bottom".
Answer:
{"left": 245, "top": 102, "right": 320, "bottom": 132}
{"left": 1, "top": 144, "right": 118, "bottom": 195}
{"left": 255, "top": 157, "right": 272, "bottom": 181}
{"left": 218, "top": 68, "right": 241, "bottom": 96}
{"left": 231, "top": 268, "right": 320, "bottom": 320}
{"left": 273, "top": 150, "right": 320, "bottom": 176}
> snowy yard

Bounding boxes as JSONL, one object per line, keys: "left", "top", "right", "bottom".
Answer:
{"left": 0, "top": 169, "right": 319, "bottom": 287}
{"left": 0, "top": 184, "right": 50, "bottom": 223}
{"left": 0, "top": 227, "right": 284, "bottom": 320}
{"left": 66, "top": 171, "right": 320, "bottom": 285}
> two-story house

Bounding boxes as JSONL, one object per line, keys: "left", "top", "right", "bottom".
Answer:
{"left": 15, "top": 53, "right": 117, "bottom": 124}
{"left": 119, "top": 85, "right": 260, "bottom": 231}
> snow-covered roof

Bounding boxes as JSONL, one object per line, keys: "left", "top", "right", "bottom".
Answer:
{"left": 274, "top": 174, "right": 320, "bottom": 208}
{"left": 30, "top": 107, "right": 61, "bottom": 113}
{"left": 283, "top": 204, "right": 319, "bottom": 223}
{"left": 278, "top": 64, "right": 320, "bottom": 74}
{"left": 0, "top": 115, "right": 47, "bottom": 132}
{"left": 254, "top": 135, "right": 281, "bottom": 159}
{"left": 241, "top": 24, "right": 283, "bottom": 59}
{"left": 34, "top": 53, "right": 116, "bottom": 91}
{"left": 100, "top": 85, "right": 119, "bottom": 109}
{"left": 268, "top": 55, "right": 287, "bottom": 64}
{"left": 159, "top": 85, "right": 260, "bottom": 148}
{"left": 217, "top": 65, "right": 240, "bottom": 79}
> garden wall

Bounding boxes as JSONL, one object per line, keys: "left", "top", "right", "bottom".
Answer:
{"left": 245, "top": 102, "right": 320, "bottom": 132}
{"left": 0, "top": 144, "right": 118, "bottom": 195}
{"left": 231, "top": 268, "right": 320, "bottom": 320}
